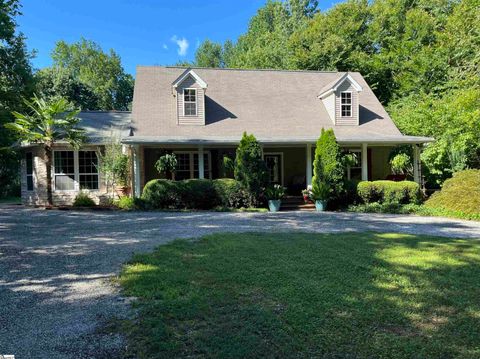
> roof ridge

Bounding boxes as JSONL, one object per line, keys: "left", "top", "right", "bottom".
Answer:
{"left": 136, "top": 65, "right": 344, "bottom": 74}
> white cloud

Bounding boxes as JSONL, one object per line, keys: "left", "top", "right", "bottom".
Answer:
{"left": 171, "top": 35, "right": 189, "bottom": 56}
{"left": 162, "top": 43, "right": 168, "bottom": 50}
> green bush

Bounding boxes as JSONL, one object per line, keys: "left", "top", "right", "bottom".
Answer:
{"left": 357, "top": 180, "right": 420, "bottom": 205}
{"left": 234, "top": 132, "right": 268, "bottom": 204}
{"left": 311, "top": 129, "right": 344, "bottom": 203}
{"left": 142, "top": 179, "right": 183, "bottom": 209}
{"left": 142, "top": 178, "right": 250, "bottom": 210}
{"left": 73, "top": 192, "right": 96, "bottom": 207}
{"left": 116, "top": 196, "right": 145, "bottom": 210}
{"left": 425, "top": 169, "right": 480, "bottom": 215}
{"left": 213, "top": 178, "right": 252, "bottom": 208}
{"left": 181, "top": 179, "right": 220, "bottom": 209}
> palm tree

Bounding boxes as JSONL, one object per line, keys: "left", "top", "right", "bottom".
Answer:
{"left": 5, "top": 95, "right": 85, "bottom": 206}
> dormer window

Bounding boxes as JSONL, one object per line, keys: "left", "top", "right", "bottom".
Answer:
{"left": 183, "top": 88, "right": 197, "bottom": 116}
{"left": 341, "top": 92, "right": 352, "bottom": 117}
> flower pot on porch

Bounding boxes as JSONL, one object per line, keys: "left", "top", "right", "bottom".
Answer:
{"left": 315, "top": 200, "right": 327, "bottom": 212}
{"left": 268, "top": 199, "right": 281, "bottom": 212}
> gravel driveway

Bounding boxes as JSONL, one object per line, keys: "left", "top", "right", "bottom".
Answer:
{"left": 1, "top": 206, "right": 479, "bottom": 358}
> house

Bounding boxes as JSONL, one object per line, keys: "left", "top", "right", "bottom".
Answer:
{"left": 20, "top": 66, "right": 433, "bottom": 205}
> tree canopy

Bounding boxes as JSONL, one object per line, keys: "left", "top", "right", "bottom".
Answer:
{"left": 35, "top": 38, "right": 134, "bottom": 111}
{"left": 0, "top": 0, "right": 34, "bottom": 197}
{"left": 192, "top": 0, "right": 480, "bottom": 186}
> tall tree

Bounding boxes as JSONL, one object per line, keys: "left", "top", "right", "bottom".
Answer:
{"left": 5, "top": 96, "right": 85, "bottom": 205}
{"left": 36, "top": 38, "right": 134, "bottom": 111}
{"left": 0, "top": 0, "right": 34, "bottom": 197}
{"left": 194, "top": 39, "right": 224, "bottom": 68}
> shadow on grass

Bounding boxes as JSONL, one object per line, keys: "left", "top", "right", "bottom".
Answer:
{"left": 119, "top": 232, "right": 480, "bottom": 358}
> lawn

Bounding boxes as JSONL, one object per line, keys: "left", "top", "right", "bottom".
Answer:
{"left": 119, "top": 232, "right": 480, "bottom": 358}
{"left": 0, "top": 196, "right": 21, "bottom": 204}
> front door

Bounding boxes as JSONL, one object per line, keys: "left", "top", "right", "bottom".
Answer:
{"left": 264, "top": 154, "right": 283, "bottom": 185}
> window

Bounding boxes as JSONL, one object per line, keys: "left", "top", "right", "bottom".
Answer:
{"left": 53, "top": 150, "right": 100, "bottom": 191}
{"left": 79, "top": 151, "right": 99, "bottom": 190}
{"left": 341, "top": 92, "right": 352, "bottom": 117}
{"left": 174, "top": 151, "right": 211, "bottom": 179}
{"left": 26, "top": 152, "right": 34, "bottom": 191}
{"left": 345, "top": 149, "right": 362, "bottom": 180}
{"left": 176, "top": 153, "right": 192, "bottom": 180}
{"left": 183, "top": 88, "right": 197, "bottom": 116}
{"left": 54, "top": 151, "right": 75, "bottom": 190}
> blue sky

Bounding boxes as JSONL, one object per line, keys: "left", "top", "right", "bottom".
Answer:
{"left": 17, "top": 0, "right": 341, "bottom": 75}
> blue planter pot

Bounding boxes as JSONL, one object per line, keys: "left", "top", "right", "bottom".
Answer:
{"left": 315, "top": 200, "right": 327, "bottom": 212}
{"left": 268, "top": 199, "right": 281, "bottom": 212}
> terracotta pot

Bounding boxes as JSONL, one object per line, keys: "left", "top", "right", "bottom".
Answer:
{"left": 115, "top": 186, "right": 131, "bottom": 197}
{"left": 303, "top": 194, "right": 309, "bottom": 203}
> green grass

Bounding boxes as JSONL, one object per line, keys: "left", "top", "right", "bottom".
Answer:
{"left": 119, "top": 232, "right": 480, "bottom": 358}
{"left": 0, "top": 196, "right": 21, "bottom": 204}
{"left": 348, "top": 202, "right": 480, "bottom": 221}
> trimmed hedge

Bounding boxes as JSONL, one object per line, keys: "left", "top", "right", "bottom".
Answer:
{"left": 142, "top": 178, "right": 252, "bottom": 210}
{"left": 357, "top": 180, "right": 420, "bottom": 205}
{"left": 425, "top": 169, "right": 480, "bottom": 216}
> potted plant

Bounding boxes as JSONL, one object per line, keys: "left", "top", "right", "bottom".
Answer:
{"left": 265, "top": 184, "right": 285, "bottom": 212}
{"left": 302, "top": 189, "right": 310, "bottom": 203}
{"left": 311, "top": 182, "right": 330, "bottom": 211}
{"left": 113, "top": 154, "right": 131, "bottom": 196}
{"left": 155, "top": 153, "right": 177, "bottom": 180}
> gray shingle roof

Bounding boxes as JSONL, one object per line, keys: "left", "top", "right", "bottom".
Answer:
{"left": 129, "top": 66, "right": 432, "bottom": 144}
{"left": 78, "top": 111, "right": 132, "bottom": 143}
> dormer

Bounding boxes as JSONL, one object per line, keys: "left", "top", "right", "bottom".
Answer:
{"left": 318, "top": 73, "right": 363, "bottom": 126}
{"left": 172, "top": 69, "right": 207, "bottom": 126}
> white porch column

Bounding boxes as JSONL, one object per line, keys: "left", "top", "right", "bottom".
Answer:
{"left": 132, "top": 145, "right": 141, "bottom": 197}
{"left": 198, "top": 146, "right": 205, "bottom": 179}
{"left": 306, "top": 143, "right": 312, "bottom": 187}
{"left": 413, "top": 144, "right": 421, "bottom": 184}
{"left": 361, "top": 143, "right": 368, "bottom": 181}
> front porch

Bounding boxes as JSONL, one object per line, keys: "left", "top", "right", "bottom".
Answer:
{"left": 130, "top": 142, "right": 423, "bottom": 197}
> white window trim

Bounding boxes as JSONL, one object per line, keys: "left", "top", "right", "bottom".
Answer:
{"left": 26, "top": 152, "right": 34, "bottom": 192}
{"left": 52, "top": 150, "right": 101, "bottom": 192}
{"left": 340, "top": 91, "right": 353, "bottom": 118}
{"left": 263, "top": 152, "right": 284, "bottom": 185}
{"left": 183, "top": 88, "right": 198, "bottom": 117}
{"left": 173, "top": 151, "right": 212, "bottom": 179}
{"left": 346, "top": 149, "right": 362, "bottom": 180}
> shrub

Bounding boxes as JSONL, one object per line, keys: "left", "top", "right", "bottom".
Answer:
{"left": 357, "top": 180, "right": 420, "bottom": 205}
{"left": 181, "top": 179, "right": 220, "bottom": 209}
{"left": 425, "top": 169, "right": 480, "bottom": 215}
{"left": 213, "top": 178, "right": 252, "bottom": 208}
{"left": 142, "top": 178, "right": 250, "bottom": 210}
{"left": 311, "top": 129, "right": 344, "bottom": 202}
{"left": 73, "top": 192, "right": 96, "bottom": 207}
{"left": 116, "top": 196, "right": 145, "bottom": 210}
{"left": 234, "top": 132, "right": 268, "bottom": 204}
{"left": 142, "top": 179, "right": 183, "bottom": 209}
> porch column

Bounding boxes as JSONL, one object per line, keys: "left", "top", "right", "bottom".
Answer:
{"left": 306, "top": 143, "right": 312, "bottom": 187}
{"left": 198, "top": 146, "right": 205, "bottom": 179}
{"left": 361, "top": 143, "right": 368, "bottom": 181}
{"left": 413, "top": 144, "right": 421, "bottom": 185}
{"left": 132, "top": 145, "right": 141, "bottom": 197}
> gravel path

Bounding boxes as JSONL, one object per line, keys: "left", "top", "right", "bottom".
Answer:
{"left": 1, "top": 206, "right": 479, "bottom": 358}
